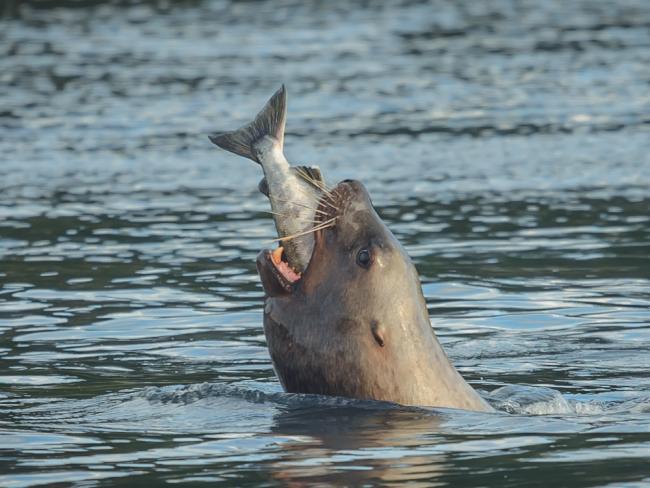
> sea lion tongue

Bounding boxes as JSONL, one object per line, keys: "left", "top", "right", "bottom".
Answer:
{"left": 258, "top": 179, "right": 494, "bottom": 412}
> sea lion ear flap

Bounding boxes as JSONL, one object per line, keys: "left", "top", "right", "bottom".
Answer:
{"left": 292, "top": 166, "right": 325, "bottom": 189}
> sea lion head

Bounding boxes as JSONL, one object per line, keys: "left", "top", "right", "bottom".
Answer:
{"left": 258, "top": 179, "right": 423, "bottom": 300}
{"left": 255, "top": 180, "right": 491, "bottom": 410}
{"left": 255, "top": 180, "right": 440, "bottom": 402}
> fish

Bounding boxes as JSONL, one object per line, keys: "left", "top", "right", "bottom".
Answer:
{"left": 209, "top": 86, "right": 329, "bottom": 278}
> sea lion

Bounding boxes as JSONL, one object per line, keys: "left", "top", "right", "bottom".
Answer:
{"left": 257, "top": 179, "right": 493, "bottom": 412}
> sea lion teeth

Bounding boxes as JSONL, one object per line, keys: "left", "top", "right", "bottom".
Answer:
{"left": 270, "top": 247, "right": 301, "bottom": 283}
{"left": 272, "top": 246, "right": 284, "bottom": 265}
{"left": 257, "top": 250, "right": 295, "bottom": 297}
{"left": 275, "top": 260, "right": 301, "bottom": 283}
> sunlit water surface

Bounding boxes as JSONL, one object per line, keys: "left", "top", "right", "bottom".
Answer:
{"left": 1, "top": 0, "right": 650, "bottom": 486}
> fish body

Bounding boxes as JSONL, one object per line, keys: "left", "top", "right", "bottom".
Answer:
{"left": 209, "top": 86, "right": 323, "bottom": 273}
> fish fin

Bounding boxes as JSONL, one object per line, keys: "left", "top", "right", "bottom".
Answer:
{"left": 293, "top": 165, "right": 325, "bottom": 188}
{"left": 258, "top": 177, "right": 269, "bottom": 197}
{"left": 208, "top": 85, "right": 287, "bottom": 164}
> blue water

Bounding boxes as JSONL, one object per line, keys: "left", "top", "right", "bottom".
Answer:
{"left": 1, "top": 0, "right": 650, "bottom": 486}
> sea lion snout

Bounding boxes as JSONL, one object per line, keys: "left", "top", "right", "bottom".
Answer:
{"left": 316, "top": 179, "right": 370, "bottom": 222}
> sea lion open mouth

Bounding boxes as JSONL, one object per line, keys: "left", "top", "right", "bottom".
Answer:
{"left": 257, "top": 248, "right": 299, "bottom": 296}
{"left": 257, "top": 246, "right": 300, "bottom": 295}
{"left": 256, "top": 180, "right": 351, "bottom": 297}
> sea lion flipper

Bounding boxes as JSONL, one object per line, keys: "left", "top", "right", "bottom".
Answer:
{"left": 209, "top": 85, "right": 287, "bottom": 164}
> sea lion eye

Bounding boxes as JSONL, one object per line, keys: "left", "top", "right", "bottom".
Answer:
{"left": 356, "top": 248, "right": 371, "bottom": 268}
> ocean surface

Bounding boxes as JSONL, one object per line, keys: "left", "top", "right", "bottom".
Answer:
{"left": 1, "top": 0, "right": 650, "bottom": 486}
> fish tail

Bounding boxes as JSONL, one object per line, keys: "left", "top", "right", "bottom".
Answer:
{"left": 209, "top": 85, "right": 287, "bottom": 164}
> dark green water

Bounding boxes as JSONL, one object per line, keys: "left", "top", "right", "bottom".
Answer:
{"left": 1, "top": 0, "right": 650, "bottom": 486}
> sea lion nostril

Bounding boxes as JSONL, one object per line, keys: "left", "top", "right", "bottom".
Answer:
{"left": 370, "top": 320, "right": 385, "bottom": 347}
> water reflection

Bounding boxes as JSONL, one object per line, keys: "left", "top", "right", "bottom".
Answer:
{"left": 269, "top": 407, "right": 448, "bottom": 486}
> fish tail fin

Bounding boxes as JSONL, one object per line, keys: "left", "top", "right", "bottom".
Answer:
{"left": 209, "top": 85, "right": 287, "bottom": 164}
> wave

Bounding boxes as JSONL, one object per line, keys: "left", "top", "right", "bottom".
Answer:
{"left": 142, "top": 381, "right": 650, "bottom": 417}
{"left": 485, "top": 384, "right": 650, "bottom": 415}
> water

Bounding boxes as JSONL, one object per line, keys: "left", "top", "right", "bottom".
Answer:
{"left": 1, "top": 0, "right": 650, "bottom": 485}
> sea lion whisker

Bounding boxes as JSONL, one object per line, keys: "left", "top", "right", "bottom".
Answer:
{"left": 321, "top": 189, "right": 340, "bottom": 206}
{"left": 295, "top": 167, "right": 332, "bottom": 193}
{"left": 292, "top": 170, "right": 339, "bottom": 209}
{"left": 294, "top": 183, "right": 325, "bottom": 204}
{"left": 312, "top": 179, "right": 332, "bottom": 193}
{"left": 290, "top": 182, "right": 331, "bottom": 208}
{"left": 314, "top": 178, "right": 333, "bottom": 194}
{"left": 291, "top": 179, "right": 340, "bottom": 213}
{"left": 268, "top": 196, "right": 329, "bottom": 216}
{"left": 323, "top": 188, "right": 340, "bottom": 206}
{"left": 265, "top": 218, "right": 337, "bottom": 243}
{"left": 295, "top": 182, "right": 339, "bottom": 212}
{"left": 262, "top": 210, "right": 323, "bottom": 224}
{"left": 264, "top": 225, "right": 334, "bottom": 244}
{"left": 315, "top": 194, "right": 340, "bottom": 212}
{"left": 330, "top": 187, "right": 343, "bottom": 199}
